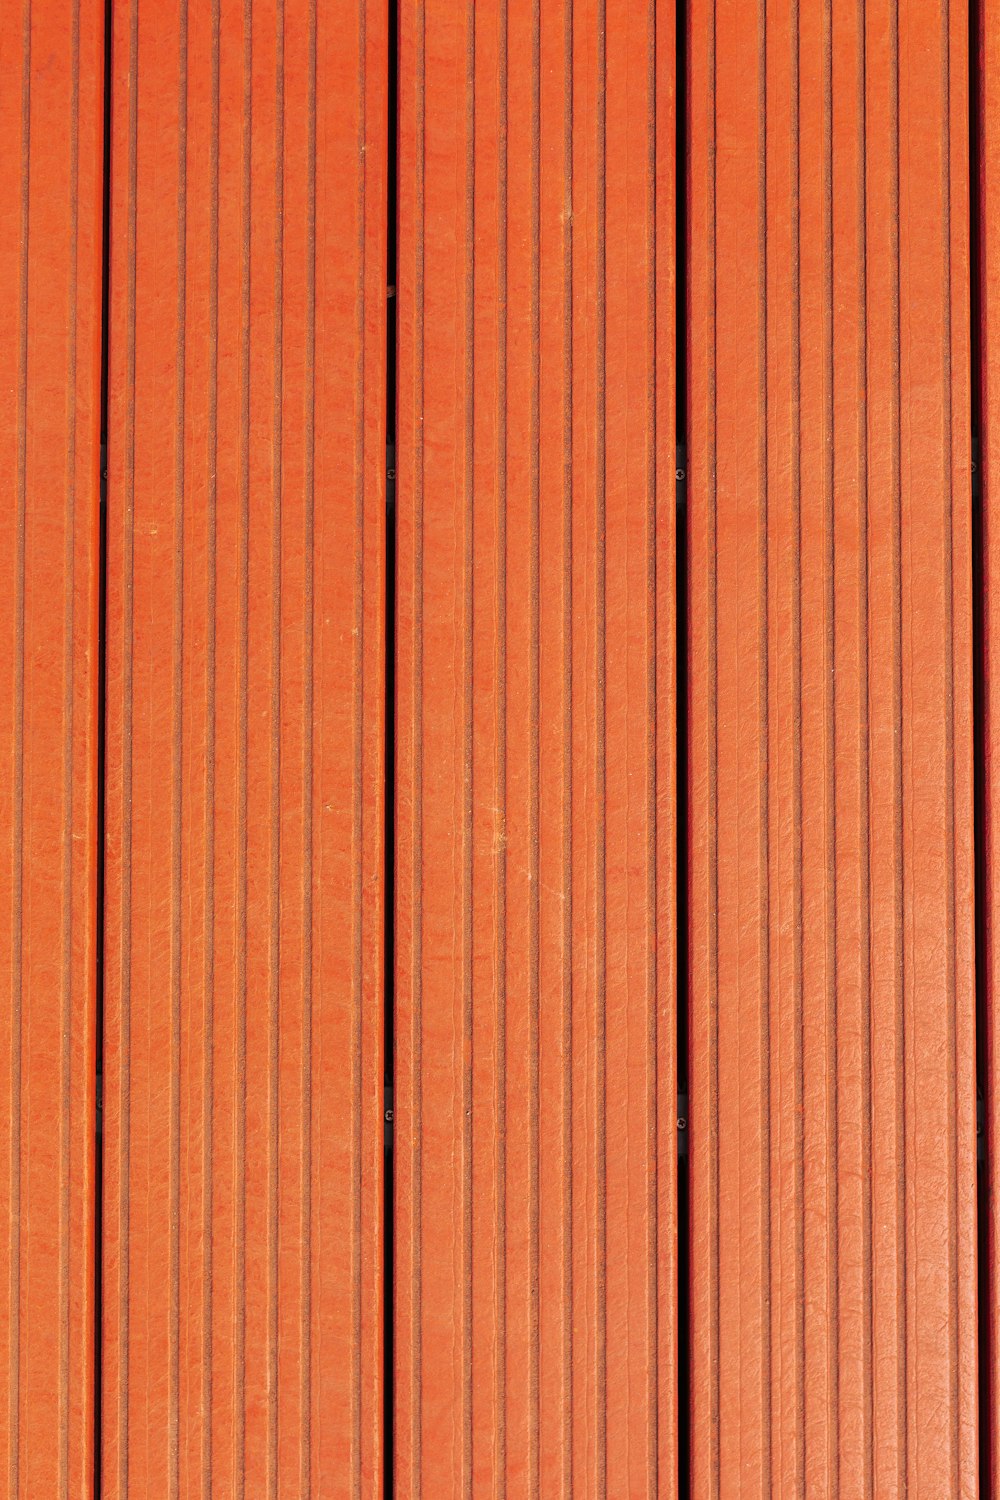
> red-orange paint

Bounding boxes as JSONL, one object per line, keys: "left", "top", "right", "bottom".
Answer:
{"left": 394, "top": 2, "right": 676, "bottom": 1495}
{"left": 102, "top": 0, "right": 387, "bottom": 1493}
{"left": 689, "top": 1, "right": 978, "bottom": 1494}
{"left": 0, "top": 3, "right": 104, "bottom": 1495}
{"left": 0, "top": 1, "right": 992, "bottom": 1492}
{"left": 981, "top": 4, "right": 1000, "bottom": 1492}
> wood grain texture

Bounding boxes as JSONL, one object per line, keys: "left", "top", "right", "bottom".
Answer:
{"left": 688, "top": 0, "right": 977, "bottom": 1494}
{"left": 0, "top": 2, "right": 104, "bottom": 1495}
{"left": 102, "top": 0, "right": 387, "bottom": 1493}
{"left": 395, "top": 1, "right": 676, "bottom": 1495}
{"left": 982, "top": 3, "right": 1000, "bottom": 1490}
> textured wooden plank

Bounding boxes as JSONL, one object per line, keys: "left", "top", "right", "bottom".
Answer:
{"left": 0, "top": 3, "right": 104, "bottom": 1496}
{"left": 394, "top": 1, "right": 676, "bottom": 1495}
{"left": 982, "top": 4, "right": 1000, "bottom": 1491}
{"left": 103, "top": 0, "right": 387, "bottom": 1493}
{"left": 688, "top": 0, "right": 977, "bottom": 1494}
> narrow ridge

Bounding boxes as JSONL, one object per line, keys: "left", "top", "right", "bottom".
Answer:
{"left": 351, "top": 0, "right": 365, "bottom": 1486}
{"left": 235, "top": 3, "right": 253, "bottom": 1485}
{"left": 462, "top": 7, "right": 477, "bottom": 1497}
{"left": 301, "top": 0, "right": 316, "bottom": 1481}
{"left": 940, "top": 0, "right": 960, "bottom": 1485}
{"left": 595, "top": 0, "right": 608, "bottom": 1486}
{"left": 94, "top": 0, "right": 114, "bottom": 1487}
{"left": 647, "top": 0, "right": 660, "bottom": 1486}
{"left": 970, "top": 0, "right": 991, "bottom": 1491}
{"left": 756, "top": 0, "right": 771, "bottom": 1487}
{"left": 492, "top": 3, "right": 508, "bottom": 1492}
{"left": 382, "top": 0, "right": 398, "bottom": 1490}
{"left": 791, "top": 3, "right": 806, "bottom": 1488}
{"left": 529, "top": 0, "right": 542, "bottom": 1484}
{"left": 708, "top": 0, "right": 721, "bottom": 1487}
{"left": 268, "top": 3, "right": 285, "bottom": 1493}
{"left": 675, "top": 0, "right": 690, "bottom": 1495}
{"left": 821, "top": 7, "right": 841, "bottom": 1487}
{"left": 561, "top": 0, "right": 574, "bottom": 1484}
{"left": 856, "top": 1, "right": 874, "bottom": 1489}
{"left": 411, "top": 0, "right": 426, "bottom": 1481}
{"left": 202, "top": 2, "right": 222, "bottom": 1489}
{"left": 170, "top": 7, "right": 189, "bottom": 1496}
{"left": 62, "top": 5, "right": 83, "bottom": 1493}
{"left": 889, "top": 0, "right": 907, "bottom": 1485}
{"left": 10, "top": 2, "right": 31, "bottom": 1487}
{"left": 116, "top": 0, "right": 141, "bottom": 1487}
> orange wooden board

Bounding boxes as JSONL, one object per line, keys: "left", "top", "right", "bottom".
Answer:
{"left": 688, "top": 0, "right": 978, "bottom": 1493}
{"left": 0, "top": 2, "right": 104, "bottom": 1495}
{"left": 394, "top": 1, "right": 676, "bottom": 1494}
{"left": 0, "top": 0, "right": 989, "bottom": 1489}
{"left": 981, "top": 2, "right": 1000, "bottom": 1490}
{"left": 102, "top": 0, "right": 387, "bottom": 1493}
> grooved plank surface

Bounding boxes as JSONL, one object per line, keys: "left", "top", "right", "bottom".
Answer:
{"left": 102, "top": 0, "right": 387, "bottom": 1493}
{"left": 982, "top": 7, "right": 1000, "bottom": 1493}
{"left": 395, "top": 1, "right": 676, "bottom": 1495}
{"left": 688, "top": 1, "right": 977, "bottom": 1495}
{"left": 0, "top": 2, "right": 104, "bottom": 1496}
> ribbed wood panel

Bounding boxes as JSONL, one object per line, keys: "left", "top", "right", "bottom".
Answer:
{"left": 982, "top": 5, "right": 1000, "bottom": 1491}
{"left": 395, "top": 1, "right": 676, "bottom": 1495}
{"left": 0, "top": 3, "right": 103, "bottom": 1496}
{"left": 688, "top": 1, "right": 977, "bottom": 1494}
{"left": 102, "top": 0, "right": 387, "bottom": 1494}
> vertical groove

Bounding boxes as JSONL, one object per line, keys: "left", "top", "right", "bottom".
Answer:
{"left": 96, "top": 0, "right": 113, "bottom": 1478}
{"left": 303, "top": 0, "right": 315, "bottom": 1487}
{"left": 117, "top": 0, "right": 140, "bottom": 1489}
{"left": 708, "top": 0, "right": 720, "bottom": 1488}
{"left": 647, "top": 0, "right": 659, "bottom": 1485}
{"left": 891, "top": 0, "right": 908, "bottom": 1484}
{"left": 757, "top": 0, "right": 771, "bottom": 1488}
{"left": 235, "top": 0, "right": 252, "bottom": 1486}
{"left": 941, "top": 3, "right": 960, "bottom": 1488}
{"left": 203, "top": 1, "right": 221, "bottom": 1490}
{"left": 901, "top": 0, "right": 920, "bottom": 1468}
{"left": 170, "top": 2, "right": 189, "bottom": 1495}
{"left": 675, "top": 0, "right": 690, "bottom": 1489}
{"left": 822, "top": 6, "right": 840, "bottom": 1489}
{"left": 562, "top": 0, "right": 574, "bottom": 1482}
{"left": 351, "top": 0, "right": 366, "bottom": 1492}
{"left": 464, "top": 6, "right": 477, "bottom": 1499}
{"left": 268, "top": 1, "right": 285, "bottom": 1493}
{"left": 792, "top": 2, "right": 806, "bottom": 1489}
{"left": 60, "top": 0, "right": 82, "bottom": 1490}
{"left": 653, "top": 0, "right": 659, "bottom": 1482}
{"left": 412, "top": 0, "right": 426, "bottom": 1482}
{"left": 529, "top": 0, "right": 541, "bottom": 1486}
{"left": 857, "top": 4, "right": 874, "bottom": 1493}
{"left": 970, "top": 0, "right": 991, "bottom": 1487}
{"left": 493, "top": 3, "right": 507, "bottom": 1494}
{"left": 10, "top": 1, "right": 31, "bottom": 1487}
{"left": 595, "top": 1, "right": 608, "bottom": 1489}
{"left": 381, "top": 0, "right": 398, "bottom": 1484}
